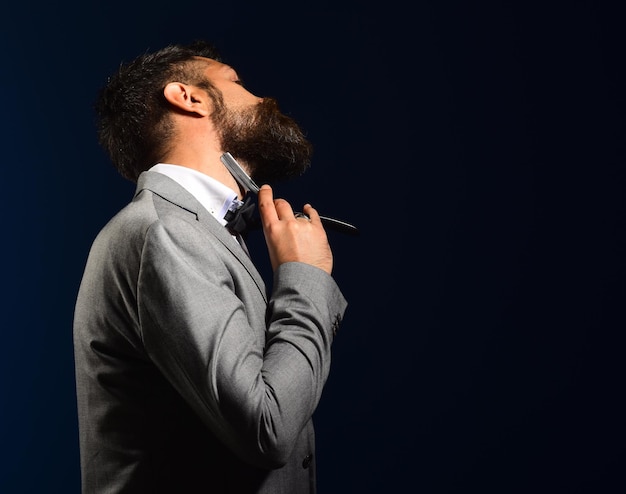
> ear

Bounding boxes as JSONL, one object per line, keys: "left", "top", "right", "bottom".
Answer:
{"left": 163, "top": 82, "right": 211, "bottom": 117}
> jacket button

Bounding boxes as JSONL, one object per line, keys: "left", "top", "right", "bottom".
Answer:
{"left": 302, "top": 454, "right": 313, "bottom": 469}
{"left": 331, "top": 314, "right": 342, "bottom": 336}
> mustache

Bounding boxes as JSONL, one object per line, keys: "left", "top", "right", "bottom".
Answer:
{"left": 254, "top": 98, "right": 303, "bottom": 136}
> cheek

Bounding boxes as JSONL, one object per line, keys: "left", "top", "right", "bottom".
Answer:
{"left": 222, "top": 86, "right": 261, "bottom": 110}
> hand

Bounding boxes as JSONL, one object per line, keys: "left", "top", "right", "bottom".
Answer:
{"left": 258, "top": 184, "right": 333, "bottom": 274}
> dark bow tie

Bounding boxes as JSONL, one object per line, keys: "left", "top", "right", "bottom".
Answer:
{"left": 224, "top": 193, "right": 259, "bottom": 236}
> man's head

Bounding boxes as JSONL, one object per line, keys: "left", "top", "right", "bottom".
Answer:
{"left": 95, "top": 40, "right": 312, "bottom": 184}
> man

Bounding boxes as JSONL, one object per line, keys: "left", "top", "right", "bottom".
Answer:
{"left": 73, "top": 40, "right": 347, "bottom": 493}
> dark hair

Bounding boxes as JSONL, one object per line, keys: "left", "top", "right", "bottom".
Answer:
{"left": 95, "top": 40, "right": 222, "bottom": 182}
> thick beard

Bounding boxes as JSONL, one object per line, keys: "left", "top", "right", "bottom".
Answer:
{"left": 214, "top": 98, "right": 313, "bottom": 184}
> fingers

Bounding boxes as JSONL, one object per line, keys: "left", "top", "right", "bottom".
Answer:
{"left": 273, "top": 197, "right": 298, "bottom": 220}
{"left": 257, "top": 184, "right": 279, "bottom": 225}
{"left": 257, "top": 185, "right": 332, "bottom": 273}
{"left": 259, "top": 184, "right": 314, "bottom": 224}
{"left": 302, "top": 203, "right": 322, "bottom": 226}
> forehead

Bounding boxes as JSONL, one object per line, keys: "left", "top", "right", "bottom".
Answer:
{"left": 194, "top": 55, "right": 218, "bottom": 64}
{"left": 195, "top": 57, "right": 239, "bottom": 81}
{"left": 194, "top": 56, "right": 226, "bottom": 70}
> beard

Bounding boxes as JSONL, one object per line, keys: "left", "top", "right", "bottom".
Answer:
{"left": 213, "top": 97, "right": 313, "bottom": 185}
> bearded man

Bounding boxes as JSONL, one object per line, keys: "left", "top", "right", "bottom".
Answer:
{"left": 73, "top": 40, "right": 347, "bottom": 494}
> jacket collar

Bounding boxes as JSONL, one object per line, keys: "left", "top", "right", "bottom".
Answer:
{"left": 135, "top": 171, "right": 268, "bottom": 302}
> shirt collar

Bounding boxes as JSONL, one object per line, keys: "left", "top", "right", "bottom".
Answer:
{"left": 149, "top": 163, "right": 240, "bottom": 226}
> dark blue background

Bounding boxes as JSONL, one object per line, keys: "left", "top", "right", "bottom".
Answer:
{"left": 2, "top": 2, "right": 625, "bottom": 492}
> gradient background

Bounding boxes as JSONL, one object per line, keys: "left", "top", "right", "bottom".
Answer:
{"left": 2, "top": 1, "right": 625, "bottom": 493}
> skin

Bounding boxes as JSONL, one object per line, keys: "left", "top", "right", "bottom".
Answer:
{"left": 161, "top": 57, "right": 333, "bottom": 275}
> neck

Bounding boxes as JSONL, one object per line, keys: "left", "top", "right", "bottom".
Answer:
{"left": 162, "top": 143, "right": 246, "bottom": 200}
{"left": 162, "top": 115, "right": 253, "bottom": 198}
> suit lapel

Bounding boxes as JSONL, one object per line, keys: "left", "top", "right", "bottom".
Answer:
{"left": 135, "top": 171, "right": 268, "bottom": 302}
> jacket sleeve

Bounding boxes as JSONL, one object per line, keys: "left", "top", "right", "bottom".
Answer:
{"left": 137, "top": 215, "right": 347, "bottom": 469}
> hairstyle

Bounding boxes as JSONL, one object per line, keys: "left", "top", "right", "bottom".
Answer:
{"left": 95, "top": 40, "right": 222, "bottom": 182}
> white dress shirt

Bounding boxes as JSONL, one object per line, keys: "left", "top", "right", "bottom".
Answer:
{"left": 149, "top": 163, "right": 243, "bottom": 230}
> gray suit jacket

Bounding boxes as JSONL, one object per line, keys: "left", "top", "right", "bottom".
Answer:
{"left": 73, "top": 171, "right": 347, "bottom": 493}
